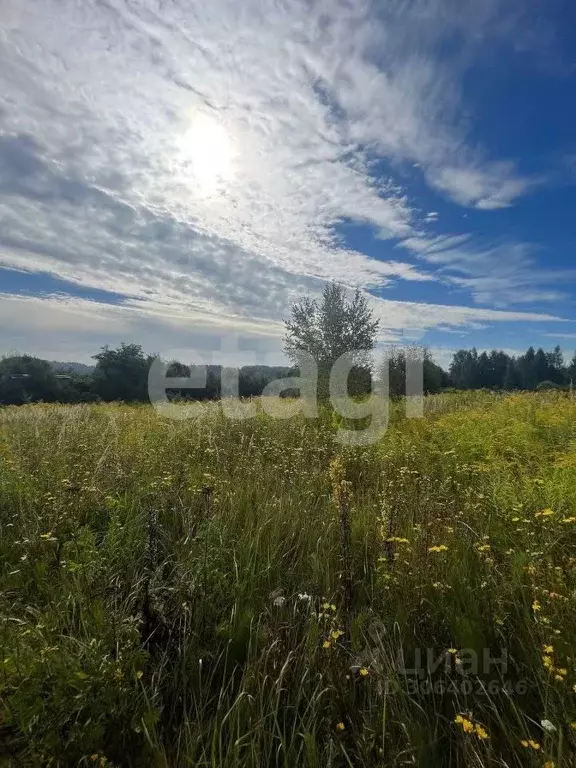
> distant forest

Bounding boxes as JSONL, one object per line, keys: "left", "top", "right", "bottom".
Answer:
{"left": 0, "top": 342, "right": 574, "bottom": 405}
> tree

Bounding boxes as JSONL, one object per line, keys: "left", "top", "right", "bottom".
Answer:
{"left": 383, "top": 345, "right": 445, "bottom": 397}
{"left": 0, "top": 355, "right": 59, "bottom": 404}
{"left": 92, "top": 343, "right": 153, "bottom": 402}
{"left": 534, "top": 348, "right": 552, "bottom": 386}
{"left": 546, "top": 345, "right": 566, "bottom": 385}
{"left": 517, "top": 347, "right": 537, "bottom": 390}
{"left": 449, "top": 349, "right": 479, "bottom": 390}
{"left": 503, "top": 359, "right": 520, "bottom": 390}
{"left": 284, "top": 283, "right": 379, "bottom": 398}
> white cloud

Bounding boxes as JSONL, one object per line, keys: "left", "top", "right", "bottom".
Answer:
{"left": 0, "top": 292, "right": 562, "bottom": 365}
{"left": 0, "top": 0, "right": 566, "bottom": 358}
{"left": 542, "top": 333, "right": 576, "bottom": 341}
{"left": 428, "top": 163, "right": 537, "bottom": 210}
{"left": 400, "top": 235, "right": 576, "bottom": 306}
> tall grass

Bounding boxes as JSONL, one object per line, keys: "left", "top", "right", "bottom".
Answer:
{"left": 0, "top": 392, "right": 575, "bottom": 766}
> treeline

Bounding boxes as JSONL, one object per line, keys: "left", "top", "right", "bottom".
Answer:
{"left": 0, "top": 344, "right": 294, "bottom": 406}
{"left": 1, "top": 342, "right": 575, "bottom": 406}
{"left": 449, "top": 345, "right": 575, "bottom": 391}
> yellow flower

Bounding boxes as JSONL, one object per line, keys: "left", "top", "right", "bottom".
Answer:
{"left": 474, "top": 724, "right": 489, "bottom": 740}
{"left": 321, "top": 602, "right": 331, "bottom": 610}
{"left": 455, "top": 714, "right": 475, "bottom": 734}
{"left": 476, "top": 544, "right": 491, "bottom": 552}
{"left": 532, "top": 600, "right": 542, "bottom": 612}
{"left": 447, "top": 648, "right": 458, "bottom": 655}
{"left": 359, "top": 667, "right": 369, "bottom": 677}
{"left": 535, "top": 508, "right": 554, "bottom": 518}
{"left": 543, "top": 645, "right": 553, "bottom": 653}
{"left": 543, "top": 762, "right": 556, "bottom": 768}
{"left": 428, "top": 544, "right": 449, "bottom": 553}
{"left": 569, "top": 722, "right": 576, "bottom": 731}
{"left": 331, "top": 629, "right": 344, "bottom": 640}
{"left": 542, "top": 655, "right": 553, "bottom": 670}
{"left": 136, "top": 670, "right": 143, "bottom": 679}
{"left": 520, "top": 739, "right": 541, "bottom": 750}
{"left": 322, "top": 641, "right": 331, "bottom": 649}
{"left": 335, "top": 721, "right": 345, "bottom": 732}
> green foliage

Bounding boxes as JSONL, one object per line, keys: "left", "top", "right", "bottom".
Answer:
{"left": 451, "top": 344, "right": 569, "bottom": 391}
{"left": 1, "top": 394, "right": 576, "bottom": 765}
{"left": 0, "top": 356, "right": 59, "bottom": 405}
{"left": 381, "top": 345, "right": 447, "bottom": 396}
{"left": 284, "top": 282, "right": 379, "bottom": 398}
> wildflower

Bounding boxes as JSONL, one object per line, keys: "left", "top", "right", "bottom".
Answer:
{"left": 322, "top": 641, "right": 331, "bottom": 649}
{"left": 359, "top": 667, "right": 369, "bottom": 677}
{"left": 535, "top": 508, "right": 554, "bottom": 518}
{"left": 331, "top": 629, "right": 344, "bottom": 640}
{"left": 335, "top": 722, "right": 345, "bottom": 732}
{"left": 273, "top": 595, "right": 286, "bottom": 607}
{"left": 543, "top": 645, "right": 553, "bottom": 653}
{"left": 136, "top": 670, "right": 143, "bottom": 679}
{"left": 570, "top": 722, "right": 576, "bottom": 731}
{"left": 474, "top": 724, "right": 489, "bottom": 740}
{"left": 561, "top": 516, "right": 576, "bottom": 523}
{"left": 542, "top": 655, "right": 553, "bottom": 670}
{"left": 532, "top": 600, "right": 542, "bottom": 612}
{"left": 477, "top": 544, "right": 491, "bottom": 552}
{"left": 321, "top": 602, "right": 331, "bottom": 610}
{"left": 543, "top": 762, "right": 556, "bottom": 768}
{"left": 454, "top": 714, "right": 474, "bottom": 734}
{"left": 540, "top": 720, "right": 556, "bottom": 733}
{"left": 520, "top": 739, "right": 541, "bottom": 750}
{"left": 447, "top": 648, "right": 458, "bottom": 655}
{"left": 428, "top": 544, "right": 449, "bottom": 553}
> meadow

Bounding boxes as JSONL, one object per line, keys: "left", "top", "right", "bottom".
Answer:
{"left": 0, "top": 392, "right": 575, "bottom": 767}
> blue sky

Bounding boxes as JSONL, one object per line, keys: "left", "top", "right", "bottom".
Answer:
{"left": 1, "top": 0, "right": 576, "bottom": 368}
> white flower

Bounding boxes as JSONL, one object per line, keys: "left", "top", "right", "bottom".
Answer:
{"left": 541, "top": 719, "right": 557, "bottom": 733}
{"left": 273, "top": 595, "right": 286, "bottom": 607}
{"left": 298, "top": 593, "right": 312, "bottom": 603}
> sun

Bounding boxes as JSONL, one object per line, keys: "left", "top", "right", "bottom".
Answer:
{"left": 178, "top": 112, "right": 235, "bottom": 196}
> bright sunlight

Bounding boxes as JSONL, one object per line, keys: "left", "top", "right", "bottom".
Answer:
{"left": 178, "top": 111, "right": 235, "bottom": 196}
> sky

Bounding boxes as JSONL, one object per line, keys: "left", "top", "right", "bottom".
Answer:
{"left": 1, "top": 0, "right": 576, "bottom": 370}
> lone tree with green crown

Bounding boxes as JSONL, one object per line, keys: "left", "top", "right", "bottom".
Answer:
{"left": 284, "top": 282, "right": 379, "bottom": 398}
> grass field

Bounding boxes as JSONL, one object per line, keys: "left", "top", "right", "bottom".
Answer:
{"left": 1, "top": 392, "right": 575, "bottom": 766}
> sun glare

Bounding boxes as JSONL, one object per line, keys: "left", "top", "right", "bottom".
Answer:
{"left": 179, "top": 112, "right": 235, "bottom": 196}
